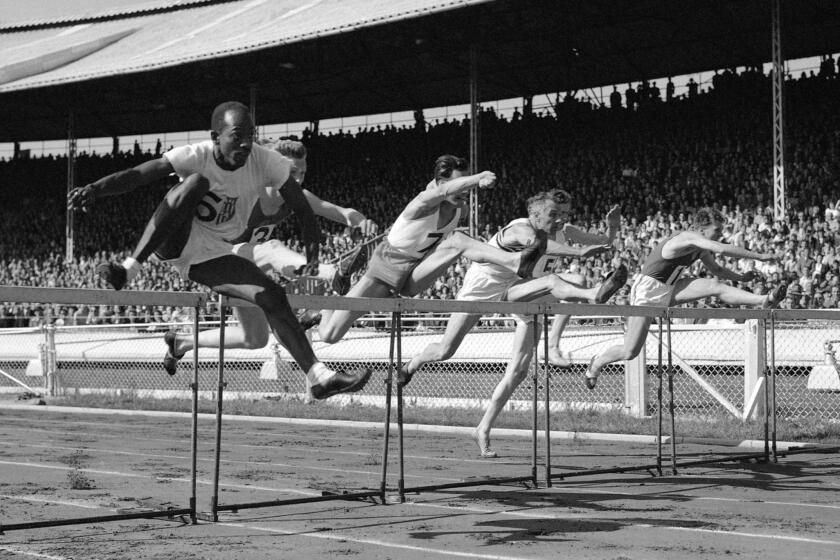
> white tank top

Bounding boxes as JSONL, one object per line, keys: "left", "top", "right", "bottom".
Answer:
{"left": 464, "top": 217, "right": 532, "bottom": 285}
{"left": 386, "top": 199, "right": 462, "bottom": 260}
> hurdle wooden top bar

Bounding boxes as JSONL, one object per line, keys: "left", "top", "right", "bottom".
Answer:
{"left": 0, "top": 286, "right": 207, "bottom": 307}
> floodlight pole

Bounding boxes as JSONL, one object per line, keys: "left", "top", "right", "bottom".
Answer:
{"left": 65, "top": 110, "right": 76, "bottom": 262}
{"left": 469, "top": 43, "right": 479, "bottom": 238}
{"left": 771, "top": 0, "right": 786, "bottom": 221}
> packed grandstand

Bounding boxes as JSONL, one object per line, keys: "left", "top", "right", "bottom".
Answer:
{"left": 2, "top": 62, "right": 840, "bottom": 328}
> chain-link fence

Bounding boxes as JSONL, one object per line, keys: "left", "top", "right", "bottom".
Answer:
{"left": 3, "top": 298, "right": 840, "bottom": 429}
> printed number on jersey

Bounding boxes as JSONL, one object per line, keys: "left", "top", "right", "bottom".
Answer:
{"left": 532, "top": 254, "right": 564, "bottom": 277}
{"left": 250, "top": 224, "right": 277, "bottom": 244}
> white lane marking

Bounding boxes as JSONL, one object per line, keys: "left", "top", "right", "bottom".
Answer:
{"left": 219, "top": 521, "right": 538, "bottom": 560}
{"left": 0, "top": 546, "right": 72, "bottom": 560}
{"left": 642, "top": 524, "right": 840, "bottom": 546}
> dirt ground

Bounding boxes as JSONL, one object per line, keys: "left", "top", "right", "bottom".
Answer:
{"left": 1, "top": 402, "right": 839, "bottom": 560}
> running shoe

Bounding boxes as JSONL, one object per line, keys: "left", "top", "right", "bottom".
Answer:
{"left": 96, "top": 262, "right": 127, "bottom": 291}
{"left": 310, "top": 367, "right": 373, "bottom": 400}
{"left": 593, "top": 264, "right": 628, "bottom": 304}
{"left": 163, "top": 330, "right": 185, "bottom": 376}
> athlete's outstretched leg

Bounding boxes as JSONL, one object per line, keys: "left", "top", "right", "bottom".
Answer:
{"left": 400, "top": 313, "right": 481, "bottom": 386}
{"left": 474, "top": 320, "right": 534, "bottom": 458}
{"left": 189, "top": 255, "right": 371, "bottom": 399}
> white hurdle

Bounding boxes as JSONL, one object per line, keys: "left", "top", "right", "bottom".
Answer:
{"left": 0, "top": 285, "right": 207, "bottom": 532}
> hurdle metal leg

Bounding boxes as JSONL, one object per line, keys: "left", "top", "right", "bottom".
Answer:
{"left": 530, "top": 313, "right": 539, "bottom": 487}
{"left": 189, "top": 303, "right": 200, "bottom": 524}
{"left": 210, "top": 294, "right": 226, "bottom": 522}
{"left": 656, "top": 318, "right": 663, "bottom": 476}
{"left": 770, "top": 311, "right": 778, "bottom": 462}
{"left": 396, "top": 311, "right": 406, "bottom": 503}
{"left": 666, "top": 311, "right": 678, "bottom": 475}
{"left": 543, "top": 313, "right": 552, "bottom": 487}
{"left": 379, "top": 311, "right": 398, "bottom": 503}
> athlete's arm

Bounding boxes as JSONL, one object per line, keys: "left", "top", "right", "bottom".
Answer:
{"left": 67, "top": 158, "right": 175, "bottom": 211}
{"left": 402, "top": 171, "right": 496, "bottom": 219}
{"left": 303, "top": 190, "right": 366, "bottom": 227}
{"left": 279, "top": 177, "right": 320, "bottom": 270}
{"left": 699, "top": 252, "right": 760, "bottom": 282}
{"left": 667, "top": 232, "right": 775, "bottom": 262}
{"left": 563, "top": 205, "right": 621, "bottom": 246}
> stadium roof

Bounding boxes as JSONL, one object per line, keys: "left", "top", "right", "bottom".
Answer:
{"left": 1, "top": 0, "right": 840, "bottom": 142}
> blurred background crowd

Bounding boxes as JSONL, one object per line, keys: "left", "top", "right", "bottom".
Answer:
{"left": 2, "top": 62, "right": 840, "bottom": 328}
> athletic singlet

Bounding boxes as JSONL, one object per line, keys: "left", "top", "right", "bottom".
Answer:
{"left": 466, "top": 217, "right": 534, "bottom": 285}
{"left": 386, "top": 195, "right": 462, "bottom": 260}
{"left": 164, "top": 141, "right": 291, "bottom": 244}
{"left": 641, "top": 233, "right": 704, "bottom": 285}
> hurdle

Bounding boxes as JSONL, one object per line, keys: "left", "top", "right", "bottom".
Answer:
{"left": 0, "top": 286, "right": 207, "bottom": 533}
{"left": 204, "top": 295, "right": 544, "bottom": 517}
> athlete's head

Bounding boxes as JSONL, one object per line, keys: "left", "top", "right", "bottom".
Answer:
{"left": 431, "top": 155, "right": 470, "bottom": 204}
{"left": 527, "top": 189, "right": 572, "bottom": 234}
{"left": 433, "top": 155, "right": 469, "bottom": 183}
{"left": 692, "top": 207, "right": 726, "bottom": 240}
{"left": 263, "top": 138, "right": 308, "bottom": 185}
{"left": 210, "top": 101, "right": 254, "bottom": 170}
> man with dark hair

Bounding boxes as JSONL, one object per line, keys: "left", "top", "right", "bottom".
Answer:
{"left": 299, "top": 155, "right": 546, "bottom": 345}
{"left": 67, "top": 102, "right": 371, "bottom": 400}
{"left": 585, "top": 207, "right": 786, "bottom": 390}
{"left": 161, "top": 138, "right": 375, "bottom": 375}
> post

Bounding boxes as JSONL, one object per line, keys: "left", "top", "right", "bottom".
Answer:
{"left": 468, "top": 43, "right": 479, "bottom": 238}
{"left": 66, "top": 111, "right": 76, "bottom": 262}
{"left": 771, "top": 0, "right": 786, "bottom": 221}
{"left": 743, "top": 319, "right": 766, "bottom": 421}
{"left": 625, "top": 347, "right": 649, "bottom": 417}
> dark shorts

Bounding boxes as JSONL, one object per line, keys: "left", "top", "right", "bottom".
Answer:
{"left": 366, "top": 239, "right": 423, "bottom": 294}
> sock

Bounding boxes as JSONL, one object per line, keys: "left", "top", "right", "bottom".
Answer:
{"left": 122, "top": 257, "right": 141, "bottom": 282}
{"left": 307, "top": 361, "right": 333, "bottom": 384}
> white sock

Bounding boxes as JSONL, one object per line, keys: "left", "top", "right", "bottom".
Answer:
{"left": 121, "top": 257, "right": 141, "bottom": 282}
{"left": 307, "top": 361, "right": 333, "bottom": 384}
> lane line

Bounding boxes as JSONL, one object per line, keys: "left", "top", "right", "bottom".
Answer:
{"left": 218, "top": 521, "right": 539, "bottom": 560}
{"left": 0, "top": 441, "right": 461, "bottom": 482}
{"left": 0, "top": 546, "right": 72, "bottom": 560}
{"left": 648, "top": 524, "right": 840, "bottom": 546}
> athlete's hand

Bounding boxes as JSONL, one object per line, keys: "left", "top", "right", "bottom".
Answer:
{"left": 67, "top": 185, "right": 96, "bottom": 212}
{"left": 356, "top": 218, "right": 379, "bottom": 237}
{"left": 740, "top": 270, "right": 761, "bottom": 282}
{"left": 295, "top": 261, "right": 320, "bottom": 277}
{"left": 477, "top": 171, "right": 496, "bottom": 189}
{"left": 759, "top": 252, "right": 779, "bottom": 263}
{"left": 579, "top": 244, "right": 611, "bottom": 258}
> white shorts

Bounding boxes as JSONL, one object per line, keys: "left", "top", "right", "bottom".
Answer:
{"left": 164, "top": 222, "right": 237, "bottom": 278}
{"left": 631, "top": 275, "right": 674, "bottom": 307}
{"left": 232, "top": 239, "right": 335, "bottom": 281}
{"left": 458, "top": 269, "right": 540, "bottom": 325}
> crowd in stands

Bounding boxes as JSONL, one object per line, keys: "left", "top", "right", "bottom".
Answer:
{"left": 2, "top": 60, "right": 840, "bottom": 328}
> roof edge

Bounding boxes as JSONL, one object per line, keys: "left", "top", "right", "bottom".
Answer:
{"left": 0, "top": 0, "right": 239, "bottom": 33}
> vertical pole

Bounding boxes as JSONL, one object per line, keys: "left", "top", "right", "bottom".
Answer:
{"left": 771, "top": 0, "right": 786, "bottom": 221}
{"left": 666, "top": 311, "right": 677, "bottom": 475}
{"left": 380, "top": 311, "right": 397, "bottom": 503}
{"left": 249, "top": 83, "right": 258, "bottom": 139}
{"left": 396, "top": 312, "right": 406, "bottom": 503}
{"left": 66, "top": 111, "right": 76, "bottom": 262}
{"left": 531, "top": 314, "right": 539, "bottom": 487}
{"left": 542, "top": 314, "right": 551, "bottom": 487}
{"left": 762, "top": 316, "right": 770, "bottom": 463}
{"left": 189, "top": 302, "right": 200, "bottom": 524}
{"left": 211, "top": 294, "right": 226, "bottom": 521}
{"left": 770, "top": 312, "right": 778, "bottom": 462}
{"left": 469, "top": 43, "right": 479, "bottom": 238}
{"left": 656, "top": 317, "right": 663, "bottom": 476}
